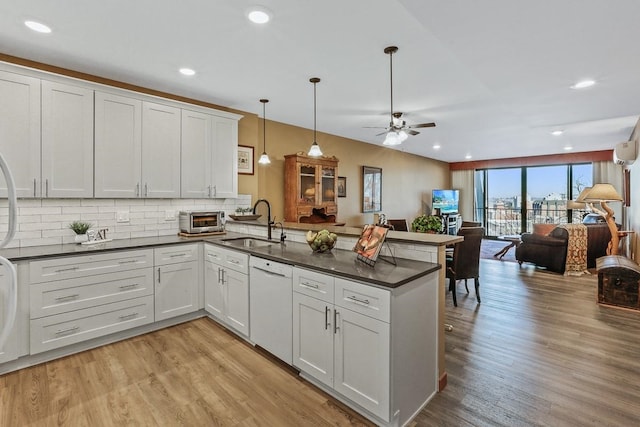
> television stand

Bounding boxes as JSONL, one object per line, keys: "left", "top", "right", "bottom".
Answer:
{"left": 442, "top": 213, "right": 461, "bottom": 235}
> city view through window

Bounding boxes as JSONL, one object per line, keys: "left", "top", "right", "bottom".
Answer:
{"left": 475, "top": 163, "right": 593, "bottom": 237}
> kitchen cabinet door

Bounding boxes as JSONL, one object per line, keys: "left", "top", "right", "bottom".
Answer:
{"left": 41, "top": 80, "right": 94, "bottom": 198}
{"left": 222, "top": 268, "right": 249, "bottom": 336}
{"left": 204, "top": 260, "right": 224, "bottom": 319}
{"left": 142, "top": 101, "right": 181, "bottom": 198}
{"left": 181, "top": 109, "right": 212, "bottom": 198}
{"left": 292, "top": 292, "right": 334, "bottom": 388}
{"left": 0, "top": 265, "right": 18, "bottom": 364}
{"left": 211, "top": 116, "right": 238, "bottom": 198}
{"left": 94, "top": 91, "right": 142, "bottom": 198}
{"left": 333, "top": 307, "right": 390, "bottom": 421}
{"left": 154, "top": 261, "right": 199, "bottom": 321}
{"left": 0, "top": 71, "right": 41, "bottom": 198}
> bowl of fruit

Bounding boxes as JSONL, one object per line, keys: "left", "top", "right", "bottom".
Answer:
{"left": 305, "top": 229, "right": 337, "bottom": 253}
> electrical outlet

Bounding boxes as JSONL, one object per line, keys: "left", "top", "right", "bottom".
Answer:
{"left": 165, "top": 210, "right": 176, "bottom": 221}
{"left": 116, "top": 211, "right": 130, "bottom": 223}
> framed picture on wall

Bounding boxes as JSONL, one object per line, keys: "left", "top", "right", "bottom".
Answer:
{"left": 362, "top": 166, "right": 382, "bottom": 212}
{"left": 337, "top": 176, "right": 347, "bottom": 197}
{"left": 238, "top": 145, "right": 254, "bottom": 175}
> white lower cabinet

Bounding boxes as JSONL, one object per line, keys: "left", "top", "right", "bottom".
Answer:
{"left": 29, "top": 249, "right": 155, "bottom": 354}
{"left": 204, "top": 244, "right": 249, "bottom": 336}
{"left": 292, "top": 268, "right": 391, "bottom": 422}
{"left": 154, "top": 244, "right": 200, "bottom": 321}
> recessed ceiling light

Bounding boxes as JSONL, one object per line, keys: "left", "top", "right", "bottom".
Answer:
{"left": 551, "top": 130, "right": 564, "bottom": 136}
{"left": 179, "top": 68, "right": 196, "bottom": 76}
{"left": 247, "top": 6, "right": 272, "bottom": 24}
{"left": 571, "top": 79, "right": 595, "bottom": 89}
{"left": 564, "top": 146, "right": 573, "bottom": 151}
{"left": 25, "top": 20, "right": 51, "bottom": 33}
{"left": 465, "top": 154, "right": 472, "bottom": 160}
{"left": 433, "top": 144, "right": 441, "bottom": 150}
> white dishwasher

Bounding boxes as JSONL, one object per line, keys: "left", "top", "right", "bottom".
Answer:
{"left": 249, "top": 256, "right": 293, "bottom": 365}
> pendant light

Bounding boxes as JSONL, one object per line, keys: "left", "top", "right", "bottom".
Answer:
{"left": 258, "top": 99, "right": 271, "bottom": 165}
{"left": 307, "top": 77, "right": 323, "bottom": 157}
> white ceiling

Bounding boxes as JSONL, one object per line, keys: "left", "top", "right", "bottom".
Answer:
{"left": 1, "top": 0, "right": 639, "bottom": 162}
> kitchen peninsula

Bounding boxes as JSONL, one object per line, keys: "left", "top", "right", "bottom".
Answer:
{"left": 0, "top": 222, "right": 458, "bottom": 426}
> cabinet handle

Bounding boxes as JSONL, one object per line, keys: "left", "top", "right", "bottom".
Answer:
{"left": 325, "top": 306, "right": 330, "bottom": 330}
{"left": 213, "top": 185, "right": 217, "bottom": 197}
{"left": 346, "top": 295, "right": 370, "bottom": 306}
{"left": 169, "top": 253, "right": 187, "bottom": 258}
{"left": 301, "top": 281, "right": 319, "bottom": 289}
{"left": 33, "top": 178, "right": 37, "bottom": 197}
{"left": 228, "top": 259, "right": 240, "bottom": 265}
{"left": 118, "top": 312, "right": 138, "bottom": 321}
{"left": 334, "top": 310, "right": 339, "bottom": 334}
{"left": 119, "top": 283, "right": 138, "bottom": 290}
{"left": 158, "top": 267, "right": 161, "bottom": 283}
{"left": 45, "top": 179, "right": 49, "bottom": 197}
{"left": 144, "top": 183, "right": 148, "bottom": 197}
{"left": 55, "top": 266, "right": 79, "bottom": 273}
{"left": 118, "top": 259, "right": 139, "bottom": 264}
{"left": 54, "top": 294, "right": 79, "bottom": 302}
{"left": 55, "top": 326, "right": 79, "bottom": 336}
{"left": 208, "top": 185, "right": 212, "bottom": 197}
{"left": 135, "top": 183, "right": 140, "bottom": 197}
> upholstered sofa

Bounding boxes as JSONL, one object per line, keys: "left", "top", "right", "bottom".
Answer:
{"left": 515, "top": 223, "right": 614, "bottom": 273}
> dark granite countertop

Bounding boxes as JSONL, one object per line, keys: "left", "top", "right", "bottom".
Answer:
{"left": 0, "top": 232, "right": 440, "bottom": 289}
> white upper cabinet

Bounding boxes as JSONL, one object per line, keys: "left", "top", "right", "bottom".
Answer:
{"left": 182, "top": 109, "right": 239, "bottom": 198}
{"left": 142, "top": 102, "right": 181, "bottom": 198}
{"left": 94, "top": 91, "right": 142, "bottom": 198}
{"left": 41, "top": 81, "right": 94, "bottom": 198}
{"left": 0, "top": 71, "right": 41, "bottom": 198}
{"left": 181, "top": 109, "right": 212, "bottom": 198}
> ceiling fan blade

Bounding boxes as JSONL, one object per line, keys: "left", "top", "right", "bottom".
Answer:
{"left": 408, "top": 122, "right": 436, "bottom": 129}
{"left": 375, "top": 131, "right": 389, "bottom": 136}
{"left": 407, "top": 130, "right": 420, "bottom": 136}
{"left": 363, "top": 126, "right": 389, "bottom": 129}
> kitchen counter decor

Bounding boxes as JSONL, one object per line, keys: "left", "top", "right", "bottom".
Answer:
{"left": 306, "top": 229, "right": 337, "bottom": 252}
{"left": 229, "top": 214, "right": 261, "bottom": 221}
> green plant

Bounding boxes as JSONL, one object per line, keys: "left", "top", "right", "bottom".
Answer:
{"left": 236, "top": 207, "right": 253, "bottom": 214}
{"left": 68, "top": 220, "right": 93, "bottom": 235}
{"left": 411, "top": 215, "right": 443, "bottom": 233}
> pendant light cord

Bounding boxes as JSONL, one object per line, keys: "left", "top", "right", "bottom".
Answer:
{"left": 389, "top": 49, "right": 394, "bottom": 124}
{"left": 263, "top": 101, "right": 267, "bottom": 152}
{"left": 313, "top": 80, "right": 317, "bottom": 143}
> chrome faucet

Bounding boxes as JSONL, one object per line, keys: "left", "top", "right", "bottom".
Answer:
{"left": 253, "top": 199, "right": 274, "bottom": 240}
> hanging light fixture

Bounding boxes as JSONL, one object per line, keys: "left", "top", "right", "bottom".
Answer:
{"left": 307, "top": 77, "right": 323, "bottom": 157}
{"left": 258, "top": 99, "right": 271, "bottom": 165}
{"left": 383, "top": 46, "right": 401, "bottom": 146}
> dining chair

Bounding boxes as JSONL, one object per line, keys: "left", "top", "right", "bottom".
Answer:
{"left": 446, "top": 226, "right": 484, "bottom": 306}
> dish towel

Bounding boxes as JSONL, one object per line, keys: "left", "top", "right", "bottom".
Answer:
{"left": 558, "top": 223, "right": 589, "bottom": 276}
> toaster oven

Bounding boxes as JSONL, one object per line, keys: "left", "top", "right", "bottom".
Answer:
{"left": 179, "top": 211, "right": 225, "bottom": 234}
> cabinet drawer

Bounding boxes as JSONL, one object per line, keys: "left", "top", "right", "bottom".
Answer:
{"left": 30, "top": 295, "right": 154, "bottom": 354}
{"left": 29, "top": 249, "right": 153, "bottom": 283}
{"left": 154, "top": 244, "right": 199, "bottom": 265}
{"left": 324, "top": 205, "right": 337, "bottom": 214}
{"left": 205, "top": 244, "right": 248, "bottom": 274}
{"left": 334, "top": 278, "right": 390, "bottom": 323}
{"left": 30, "top": 268, "right": 154, "bottom": 319}
{"left": 293, "top": 267, "right": 334, "bottom": 302}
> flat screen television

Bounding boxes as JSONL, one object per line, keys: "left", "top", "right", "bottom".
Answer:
{"left": 432, "top": 189, "right": 459, "bottom": 214}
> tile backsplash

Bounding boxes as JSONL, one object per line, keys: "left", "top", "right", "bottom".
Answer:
{"left": 0, "top": 195, "right": 253, "bottom": 248}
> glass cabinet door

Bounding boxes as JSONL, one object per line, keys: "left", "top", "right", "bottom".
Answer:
{"left": 299, "top": 165, "right": 316, "bottom": 204}
{"left": 321, "top": 166, "right": 336, "bottom": 203}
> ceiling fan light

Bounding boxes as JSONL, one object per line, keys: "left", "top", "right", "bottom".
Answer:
{"left": 308, "top": 141, "right": 323, "bottom": 156}
{"left": 258, "top": 152, "right": 271, "bottom": 164}
{"left": 383, "top": 131, "right": 402, "bottom": 146}
{"left": 398, "top": 130, "right": 409, "bottom": 142}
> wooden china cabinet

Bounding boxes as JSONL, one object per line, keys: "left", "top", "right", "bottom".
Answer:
{"left": 284, "top": 153, "right": 339, "bottom": 222}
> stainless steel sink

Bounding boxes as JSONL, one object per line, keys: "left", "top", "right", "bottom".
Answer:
{"left": 221, "top": 237, "right": 278, "bottom": 248}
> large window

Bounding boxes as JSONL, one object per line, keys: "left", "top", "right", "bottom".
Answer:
{"left": 474, "top": 163, "right": 592, "bottom": 237}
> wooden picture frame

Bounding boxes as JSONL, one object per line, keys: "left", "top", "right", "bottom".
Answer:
{"left": 362, "top": 166, "right": 382, "bottom": 212}
{"left": 238, "top": 145, "right": 254, "bottom": 175}
{"left": 337, "top": 176, "right": 347, "bottom": 197}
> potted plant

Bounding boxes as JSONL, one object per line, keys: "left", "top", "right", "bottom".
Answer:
{"left": 69, "top": 220, "right": 93, "bottom": 243}
{"left": 411, "top": 214, "right": 443, "bottom": 234}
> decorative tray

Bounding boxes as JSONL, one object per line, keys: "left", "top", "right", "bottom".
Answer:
{"left": 229, "top": 214, "right": 261, "bottom": 221}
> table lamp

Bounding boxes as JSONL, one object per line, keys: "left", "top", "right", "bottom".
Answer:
{"left": 579, "top": 183, "right": 623, "bottom": 255}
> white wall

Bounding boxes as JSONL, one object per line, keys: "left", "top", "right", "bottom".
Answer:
{"left": 0, "top": 195, "right": 253, "bottom": 248}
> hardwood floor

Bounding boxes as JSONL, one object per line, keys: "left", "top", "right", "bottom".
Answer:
{"left": 2, "top": 259, "right": 640, "bottom": 426}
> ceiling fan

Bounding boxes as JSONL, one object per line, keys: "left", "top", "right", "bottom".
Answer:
{"left": 368, "top": 46, "right": 436, "bottom": 146}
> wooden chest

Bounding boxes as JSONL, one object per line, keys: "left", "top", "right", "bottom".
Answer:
{"left": 596, "top": 255, "right": 640, "bottom": 310}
